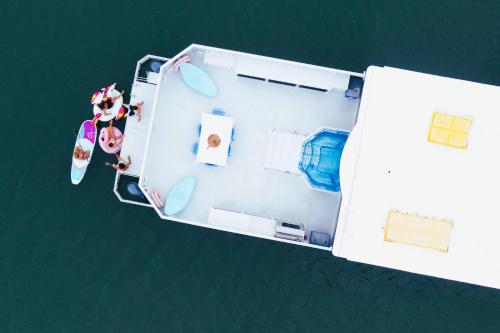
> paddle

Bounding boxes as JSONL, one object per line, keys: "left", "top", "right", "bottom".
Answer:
{"left": 73, "top": 129, "right": 90, "bottom": 163}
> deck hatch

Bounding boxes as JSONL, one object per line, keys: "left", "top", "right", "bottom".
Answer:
{"left": 427, "top": 112, "right": 472, "bottom": 149}
{"left": 384, "top": 210, "right": 453, "bottom": 253}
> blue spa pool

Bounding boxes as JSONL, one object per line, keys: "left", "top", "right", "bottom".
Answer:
{"left": 298, "top": 128, "right": 349, "bottom": 192}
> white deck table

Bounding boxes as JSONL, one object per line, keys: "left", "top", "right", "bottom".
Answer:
{"left": 196, "top": 113, "right": 234, "bottom": 166}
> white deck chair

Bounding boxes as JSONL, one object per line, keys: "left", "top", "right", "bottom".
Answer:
{"left": 264, "top": 129, "right": 306, "bottom": 174}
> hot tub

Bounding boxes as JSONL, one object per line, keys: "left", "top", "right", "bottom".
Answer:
{"left": 299, "top": 128, "right": 349, "bottom": 192}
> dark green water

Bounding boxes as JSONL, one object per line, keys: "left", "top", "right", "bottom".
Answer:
{"left": 1, "top": 0, "right": 500, "bottom": 332}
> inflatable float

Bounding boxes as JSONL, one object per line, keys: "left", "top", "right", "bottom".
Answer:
{"left": 92, "top": 87, "right": 123, "bottom": 122}
{"left": 91, "top": 83, "right": 114, "bottom": 104}
{"left": 71, "top": 120, "right": 97, "bottom": 185}
{"left": 115, "top": 107, "right": 126, "bottom": 121}
{"left": 99, "top": 126, "right": 123, "bottom": 154}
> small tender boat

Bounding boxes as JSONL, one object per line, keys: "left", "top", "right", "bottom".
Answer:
{"left": 71, "top": 120, "right": 97, "bottom": 185}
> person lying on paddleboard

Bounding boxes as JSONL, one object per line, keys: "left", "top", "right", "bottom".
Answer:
{"left": 97, "top": 89, "right": 125, "bottom": 116}
{"left": 105, "top": 154, "right": 131, "bottom": 171}
{"left": 73, "top": 146, "right": 90, "bottom": 160}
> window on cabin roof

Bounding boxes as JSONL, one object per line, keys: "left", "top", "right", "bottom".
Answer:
{"left": 384, "top": 210, "right": 453, "bottom": 253}
{"left": 427, "top": 112, "right": 472, "bottom": 149}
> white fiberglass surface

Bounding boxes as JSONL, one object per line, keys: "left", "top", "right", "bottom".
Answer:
{"left": 336, "top": 66, "right": 500, "bottom": 288}
{"left": 119, "top": 81, "right": 156, "bottom": 177}
{"left": 142, "top": 52, "right": 360, "bottom": 238}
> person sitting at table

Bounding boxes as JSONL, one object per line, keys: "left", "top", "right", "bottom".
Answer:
{"left": 123, "top": 100, "right": 144, "bottom": 122}
{"left": 97, "top": 89, "right": 125, "bottom": 115}
{"left": 105, "top": 154, "right": 131, "bottom": 172}
{"left": 73, "top": 146, "right": 90, "bottom": 160}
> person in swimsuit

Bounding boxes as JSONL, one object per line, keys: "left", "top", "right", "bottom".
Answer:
{"left": 73, "top": 146, "right": 90, "bottom": 160}
{"left": 104, "top": 120, "right": 125, "bottom": 149}
{"left": 97, "top": 90, "right": 125, "bottom": 116}
{"left": 123, "top": 100, "right": 144, "bottom": 122}
{"left": 105, "top": 154, "right": 131, "bottom": 172}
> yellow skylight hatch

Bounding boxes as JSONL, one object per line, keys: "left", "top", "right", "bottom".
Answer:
{"left": 427, "top": 112, "right": 472, "bottom": 149}
{"left": 384, "top": 210, "right": 453, "bottom": 253}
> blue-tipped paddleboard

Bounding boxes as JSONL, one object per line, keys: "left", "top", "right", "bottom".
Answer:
{"left": 164, "top": 176, "right": 197, "bottom": 216}
{"left": 180, "top": 63, "right": 218, "bottom": 98}
{"left": 71, "top": 120, "right": 97, "bottom": 185}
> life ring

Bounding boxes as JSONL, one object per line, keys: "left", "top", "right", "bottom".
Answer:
{"left": 98, "top": 126, "right": 123, "bottom": 154}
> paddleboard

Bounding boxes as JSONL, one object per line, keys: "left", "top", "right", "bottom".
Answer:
{"left": 71, "top": 120, "right": 97, "bottom": 185}
{"left": 164, "top": 176, "right": 197, "bottom": 216}
{"left": 179, "top": 63, "right": 218, "bottom": 98}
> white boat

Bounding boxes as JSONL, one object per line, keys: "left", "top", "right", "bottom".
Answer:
{"left": 112, "top": 45, "right": 500, "bottom": 289}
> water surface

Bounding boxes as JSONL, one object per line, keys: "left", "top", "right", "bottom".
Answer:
{"left": 1, "top": 0, "right": 500, "bottom": 332}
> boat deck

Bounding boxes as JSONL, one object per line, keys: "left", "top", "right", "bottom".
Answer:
{"left": 119, "top": 81, "right": 157, "bottom": 177}
{"left": 140, "top": 48, "right": 363, "bottom": 245}
{"left": 113, "top": 55, "right": 168, "bottom": 207}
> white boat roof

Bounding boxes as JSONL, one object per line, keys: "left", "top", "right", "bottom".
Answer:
{"left": 119, "top": 81, "right": 157, "bottom": 177}
{"left": 334, "top": 66, "right": 500, "bottom": 288}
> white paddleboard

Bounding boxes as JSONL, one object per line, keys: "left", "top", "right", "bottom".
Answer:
{"left": 71, "top": 120, "right": 97, "bottom": 185}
